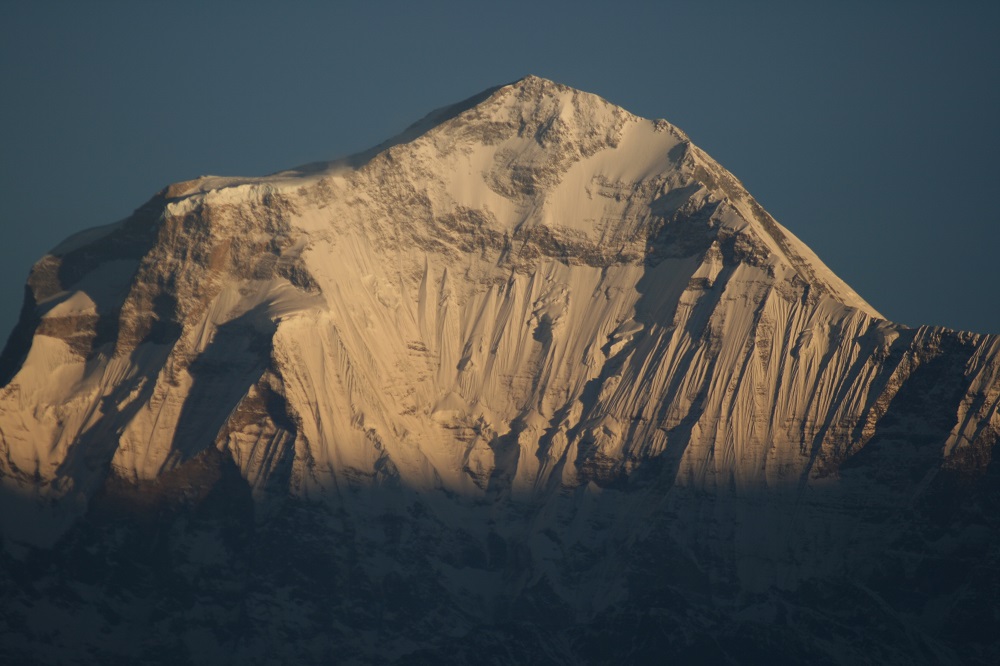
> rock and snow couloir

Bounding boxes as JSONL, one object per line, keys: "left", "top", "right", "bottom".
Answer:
{"left": 1, "top": 76, "right": 998, "bottom": 664}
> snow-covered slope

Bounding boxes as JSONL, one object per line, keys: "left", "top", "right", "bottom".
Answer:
{"left": 1, "top": 76, "right": 998, "bottom": 665}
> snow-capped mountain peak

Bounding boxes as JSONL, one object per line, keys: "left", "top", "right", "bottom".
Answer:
{"left": 1, "top": 78, "right": 997, "bottom": 664}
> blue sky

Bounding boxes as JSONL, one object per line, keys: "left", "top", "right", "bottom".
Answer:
{"left": 1, "top": 1, "right": 998, "bottom": 339}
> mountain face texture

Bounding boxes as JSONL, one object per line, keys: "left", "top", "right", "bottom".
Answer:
{"left": 1, "top": 76, "right": 999, "bottom": 665}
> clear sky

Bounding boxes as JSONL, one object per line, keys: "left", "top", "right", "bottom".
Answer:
{"left": 1, "top": 1, "right": 998, "bottom": 341}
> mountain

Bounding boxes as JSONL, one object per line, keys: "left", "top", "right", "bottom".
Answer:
{"left": 1, "top": 75, "right": 998, "bottom": 665}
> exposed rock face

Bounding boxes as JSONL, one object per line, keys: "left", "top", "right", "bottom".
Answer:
{"left": 1, "top": 76, "right": 998, "bottom": 665}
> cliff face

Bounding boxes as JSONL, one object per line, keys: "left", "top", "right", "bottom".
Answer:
{"left": 1, "top": 76, "right": 998, "bottom": 664}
